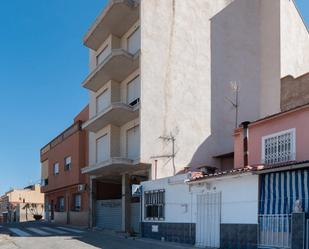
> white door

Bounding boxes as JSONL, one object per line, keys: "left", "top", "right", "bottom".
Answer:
{"left": 196, "top": 192, "right": 221, "bottom": 248}
{"left": 127, "top": 76, "right": 140, "bottom": 106}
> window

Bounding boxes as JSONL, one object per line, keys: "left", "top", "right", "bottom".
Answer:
{"left": 57, "top": 197, "right": 65, "bottom": 212}
{"left": 96, "top": 90, "right": 109, "bottom": 114}
{"left": 41, "top": 178, "right": 48, "bottom": 186}
{"left": 73, "top": 194, "right": 82, "bottom": 212}
{"left": 64, "top": 156, "right": 72, "bottom": 171}
{"left": 127, "top": 126, "right": 140, "bottom": 160}
{"left": 127, "top": 27, "right": 140, "bottom": 54}
{"left": 144, "top": 190, "right": 165, "bottom": 220}
{"left": 96, "top": 45, "right": 109, "bottom": 65}
{"left": 53, "top": 162, "right": 59, "bottom": 175}
{"left": 96, "top": 134, "right": 109, "bottom": 163}
{"left": 262, "top": 129, "right": 296, "bottom": 164}
{"left": 127, "top": 76, "right": 140, "bottom": 106}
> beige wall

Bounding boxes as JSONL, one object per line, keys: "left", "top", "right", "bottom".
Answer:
{"left": 280, "top": 0, "right": 309, "bottom": 78}
{"left": 86, "top": 0, "right": 309, "bottom": 178}
{"left": 7, "top": 185, "right": 44, "bottom": 205}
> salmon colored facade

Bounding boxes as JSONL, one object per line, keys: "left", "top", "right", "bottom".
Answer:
{"left": 234, "top": 104, "right": 309, "bottom": 168}
{"left": 40, "top": 106, "right": 89, "bottom": 226}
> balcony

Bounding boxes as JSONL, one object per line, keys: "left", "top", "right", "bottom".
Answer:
{"left": 82, "top": 49, "right": 139, "bottom": 92}
{"left": 82, "top": 102, "right": 139, "bottom": 132}
{"left": 81, "top": 158, "right": 150, "bottom": 176}
{"left": 84, "top": 0, "right": 140, "bottom": 51}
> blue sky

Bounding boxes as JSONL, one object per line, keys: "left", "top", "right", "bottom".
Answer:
{"left": 0, "top": 1, "right": 308, "bottom": 195}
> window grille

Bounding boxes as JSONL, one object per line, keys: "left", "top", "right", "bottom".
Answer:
{"left": 262, "top": 129, "right": 295, "bottom": 164}
{"left": 144, "top": 190, "right": 165, "bottom": 220}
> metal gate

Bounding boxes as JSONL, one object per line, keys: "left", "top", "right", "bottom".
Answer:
{"left": 196, "top": 192, "right": 221, "bottom": 248}
{"left": 96, "top": 199, "right": 122, "bottom": 230}
{"left": 258, "top": 214, "right": 291, "bottom": 249}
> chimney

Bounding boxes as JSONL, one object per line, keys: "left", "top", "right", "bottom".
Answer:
{"left": 241, "top": 121, "right": 250, "bottom": 167}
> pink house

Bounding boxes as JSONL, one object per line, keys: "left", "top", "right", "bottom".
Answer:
{"left": 234, "top": 103, "right": 309, "bottom": 169}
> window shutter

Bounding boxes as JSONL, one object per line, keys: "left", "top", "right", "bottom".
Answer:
{"left": 127, "top": 76, "right": 140, "bottom": 105}
{"left": 127, "top": 27, "right": 140, "bottom": 54}
{"left": 96, "top": 90, "right": 109, "bottom": 114}
{"left": 96, "top": 134, "right": 109, "bottom": 163}
{"left": 127, "top": 126, "right": 140, "bottom": 160}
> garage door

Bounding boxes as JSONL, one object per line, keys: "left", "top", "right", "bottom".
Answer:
{"left": 96, "top": 199, "right": 122, "bottom": 230}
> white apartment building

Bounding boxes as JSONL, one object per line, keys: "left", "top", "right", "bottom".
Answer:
{"left": 81, "top": 0, "right": 309, "bottom": 232}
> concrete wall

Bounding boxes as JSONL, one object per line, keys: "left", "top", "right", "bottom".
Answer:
{"left": 139, "top": 0, "right": 290, "bottom": 176}
{"left": 142, "top": 173, "right": 259, "bottom": 224}
{"left": 280, "top": 0, "right": 309, "bottom": 78}
{"left": 281, "top": 73, "right": 309, "bottom": 111}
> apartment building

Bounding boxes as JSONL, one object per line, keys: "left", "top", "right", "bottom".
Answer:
{"left": 40, "top": 107, "right": 89, "bottom": 226}
{"left": 81, "top": 0, "right": 309, "bottom": 231}
{"left": 0, "top": 184, "right": 44, "bottom": 223}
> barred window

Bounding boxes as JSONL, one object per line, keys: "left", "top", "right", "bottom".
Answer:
{"left": 262, "top": 129, "right": 295, "bottom": 165}
{"left": 144, "top": 190, "right": 165, "bottom": 220}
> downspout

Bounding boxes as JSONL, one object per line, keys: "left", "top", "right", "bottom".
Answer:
{"left": 241, "top": 121, "right": 251, "bottom": 167}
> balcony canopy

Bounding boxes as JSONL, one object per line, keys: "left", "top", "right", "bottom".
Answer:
{"left": 82, "top": 103, "right": 139, "bottom": 132}
{"left": 82, "top": 49, "right": 139, "bottom": 92}
{"left": 83, "top": 0, "right": 140, "bottom": 51}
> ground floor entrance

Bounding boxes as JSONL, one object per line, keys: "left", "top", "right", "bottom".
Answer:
{"left": 91, "top": 169, "right": 149, "bottom": 234}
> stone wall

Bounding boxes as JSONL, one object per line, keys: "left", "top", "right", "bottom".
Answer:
{"left": 281, "top": 73, "right": 309, "bottom": 111}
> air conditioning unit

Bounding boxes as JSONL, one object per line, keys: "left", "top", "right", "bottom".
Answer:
{"left": 77, "top": 184, "right": 86, "bottom": 192}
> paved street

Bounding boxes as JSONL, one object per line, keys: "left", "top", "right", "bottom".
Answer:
{"left": 0, "top": 222, "right": 194, "bottom": 249}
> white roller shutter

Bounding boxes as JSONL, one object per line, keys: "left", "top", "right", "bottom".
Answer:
{"left": 96, "top": 200, "right": 122, "bottom": 230}
{"left": 96, "top": 134, "right": 109, "bottom": 163}
{"left": 127, "top": 27, "right": 140, "bottom": 54}
{"left": 127, "top": 76, "right": 140, "bottom": 106}
{"left": 96, "top": 90, "right": 109, "bottom": 114}
{"left": 127, "top": 126, "right": 140, "bottom": 160}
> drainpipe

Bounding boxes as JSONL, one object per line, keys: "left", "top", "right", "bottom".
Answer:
{"left": 241, "top": 121, "right": 250, "bottom": 167}
{"left": 154, "top": 160, "right": 158, "bottom": 180}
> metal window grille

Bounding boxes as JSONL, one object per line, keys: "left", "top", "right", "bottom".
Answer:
{"left": 263, "top": 131, "right": 295, "bottom": 164}
{"left": 144, "top": 190, "right": 165, "bottom": 220}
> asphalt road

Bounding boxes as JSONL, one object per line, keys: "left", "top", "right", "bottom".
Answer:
{"left": 0, "top": 222, "right": 195, "bottom": 249}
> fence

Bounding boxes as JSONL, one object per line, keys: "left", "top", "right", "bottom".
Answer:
{"left": 258, "top": 214, "right": 291, "bottom": 249}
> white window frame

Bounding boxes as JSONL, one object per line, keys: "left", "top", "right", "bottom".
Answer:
{"left": 53, "top": 162, "right": 59, "bottom": 175}
{"left": 261, "top": 128, "right": 296, "bottom": 164}
{"left": 64, "top": 156, "right": 72, "bottom": 171}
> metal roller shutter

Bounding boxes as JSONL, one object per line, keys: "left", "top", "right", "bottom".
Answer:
{"left": 96, "top": 199, "right": 122, "bottom": 230}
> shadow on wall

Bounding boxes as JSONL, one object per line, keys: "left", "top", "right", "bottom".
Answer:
{"left": 188, "top": 0, "right": 264, "bottom": 171}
